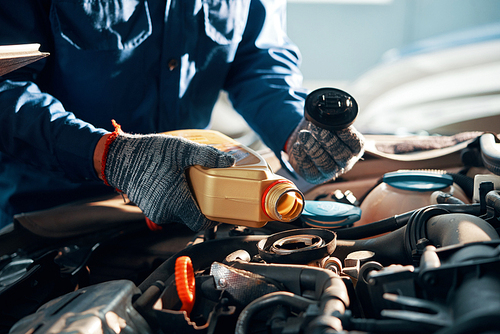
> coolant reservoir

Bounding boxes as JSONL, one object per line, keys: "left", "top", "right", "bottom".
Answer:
{"left": 166, "top": 130, "right": 304, "bottom": 228}
{"left": 356, "top": 170, "right": 469, "bottom": 226}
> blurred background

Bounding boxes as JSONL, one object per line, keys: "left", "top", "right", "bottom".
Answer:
{"left": 287, "top": 0, "right": 500, "bottom": 87}
{"left": 212, "top": 0, "right": 500, "bottom": 146}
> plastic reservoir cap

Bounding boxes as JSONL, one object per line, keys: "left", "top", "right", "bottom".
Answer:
{"left": 301, "top": 200, "right": 361, "bottom": 228}
{"left": 175, "top": 256, "right": 195, "bottom": 316}
{"left": 383, "top": 171, "right": 453, "bottom": 192}
{"left": 304, "top": 88, "right": 358, "bottom": 131}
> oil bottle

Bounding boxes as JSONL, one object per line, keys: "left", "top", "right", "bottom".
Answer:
{"left": 166, "top": 129, "right": 304, "bottom": 228}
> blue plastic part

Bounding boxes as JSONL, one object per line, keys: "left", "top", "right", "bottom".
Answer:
{"left": 301, "top": 200, "right": 361, "bottom": 228}
{"left": 383, "top": 171, "right": 453, "bottom": 192}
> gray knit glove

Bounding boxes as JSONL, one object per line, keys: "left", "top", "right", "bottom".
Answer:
{"left": 103, "top": 133, "right": 235, "bottom": 231}
{"left": 287, "top": 119, "right": 365, "bottom": 184}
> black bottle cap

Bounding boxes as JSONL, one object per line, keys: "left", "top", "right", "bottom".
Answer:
{"left": 304, "top": 88, "right": 358, "bottom": 131}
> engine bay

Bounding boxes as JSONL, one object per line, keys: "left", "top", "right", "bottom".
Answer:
{"left": 1, "top": 132, "right": 500, "bottom": 334}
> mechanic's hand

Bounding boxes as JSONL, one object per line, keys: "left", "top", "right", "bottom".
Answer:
{"left": 103, "top": 132, "right": 235, "bottom": 231}
{"left": 286, "top": 119, "right": 365, "bottom": 184}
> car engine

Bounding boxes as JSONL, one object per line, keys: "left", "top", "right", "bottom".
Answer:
{"left": 1, "top": 132, "right": 500, "bottom": 334}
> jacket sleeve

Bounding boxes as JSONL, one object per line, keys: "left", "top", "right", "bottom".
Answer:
{"left": 223, "top": 0, "right": 307, "bottom": 157}
{"left": 0, "top": 0, "right": 107, "bottom": 181}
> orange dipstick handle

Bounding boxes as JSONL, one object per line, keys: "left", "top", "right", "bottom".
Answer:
{"left": 175, "top": 256, "right": 196, "bottom": 316}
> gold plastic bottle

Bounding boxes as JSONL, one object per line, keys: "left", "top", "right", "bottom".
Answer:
{"left": 166, "top": 129, "right": 304, "bottom": 228}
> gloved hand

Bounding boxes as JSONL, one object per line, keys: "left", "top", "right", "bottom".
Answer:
{"left": 102, "top": 131, "right": 235, "bottom": 231}
{"left": 286, "top": 119, "right": 365, "bottom": 184}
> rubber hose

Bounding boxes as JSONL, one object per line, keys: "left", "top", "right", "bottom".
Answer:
{"left": 425, "top": 213, "right": 499, "bottom": 248}
{"left": 231, "top": 261, "right": 349, "bottom": 333}
{"left": 448, "top": 172, "right": 475, "bottom": 199}
{"left": 235, "top": 292, "right": 315, "bottom": 334}
{"left": 335, "top": 211, "right": 413, "bottom": 240}
{"left": 486, "top": 190, "right": 500, "bottom": 215}
{"left": 480, "top": 133, "right": 500, "bottom": 175}
{"left": 332, "top": 204, "right": 492, "bottom": 266}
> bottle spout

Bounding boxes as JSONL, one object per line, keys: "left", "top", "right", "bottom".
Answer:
{"left": 263, "top": 180, "right": 304, "bottom": 222}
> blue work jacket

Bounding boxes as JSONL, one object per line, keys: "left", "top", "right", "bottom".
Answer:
{"left": 0, "top": 0, "right": 306, "bottom": 227}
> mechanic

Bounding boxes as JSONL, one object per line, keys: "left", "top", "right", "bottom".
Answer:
{"left": 0, "top": 0, "right": 364, "bottom": 231}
